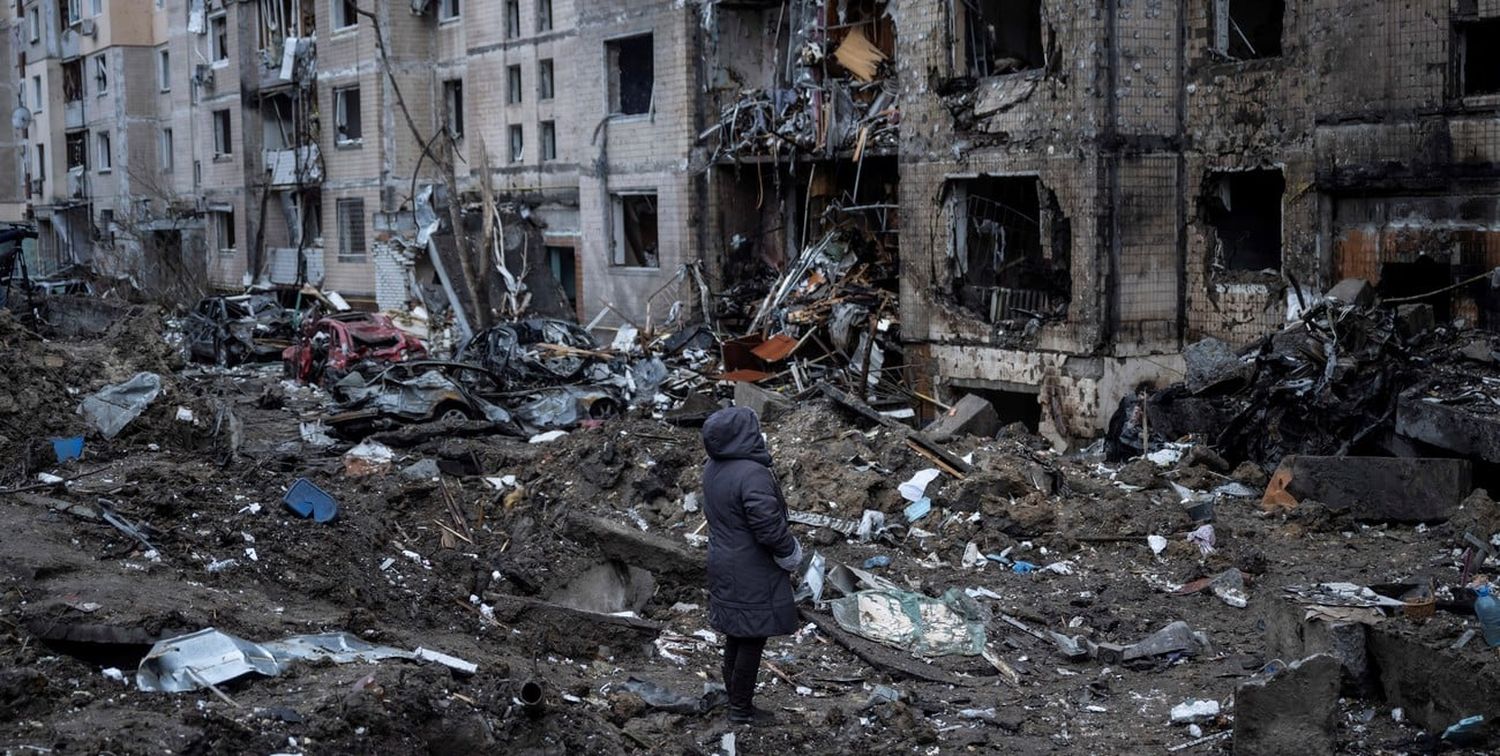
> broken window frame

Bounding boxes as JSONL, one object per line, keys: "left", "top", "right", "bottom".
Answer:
{"left": 536, "top": 0, "right": 551, "bottom": 32}
{"left": 540, "top": 119, "right": 556, "bottom": 161}
{"left": 506, "top": 64, "right": 522, "bottom": 104}
{"left": 954, "top": 0, "right": 1047, "bottom": 78}
{"left": 1209, "top": 0, "right": 1284, "bottom": 61}
{"left": 92, "top": 54, "right": 107, "bottom": 96}
{"left": 65, "top": 130, "right": 88, "bottom": 170}
{"left": 210, "top": 13, "right": 229, "bottom": 63}
{"left": 439, "top": 0, "right": 460, "bottom": 21}
{"left": 334, "top": 86, "right": 362, "bottom": 144}
{"left": 605, "top": 33, "right": 654, "bottom": 117}
{"left": 158, "top": 48, "right": 170, "bottom": 91}
{"left": 214, "top": 209, "right": 236, "bottom": 256}
{"left": 508, "top": 124, "right": 523, "bottom": 162}
{"left": 95, "top": 130, "right": 110, "bottom": 173}
{"left": 28, "top": 7, "right": 39, "bottom": 42}
{"left": 538, "top": 58, "right": 554, "bottom": 100}
{"left": 336, "top": 197, "right": 366, "bottom": 262}
{"left": 32, "top": 75, "right": 42, "bottom": 112}
{"left": 444, "top": 79, "right": 464, "bottom": 140}
{"left": 609, "top": 191, "right": 660, "bottom": 269}
{"left": 504, "top": 0, "right": 519, "bottom": 38}
{"left": 1454, "top": 18, "right": 1500, "bottom": 98}
{"left": 212, "top": 109, "right": 232, "bottom": 157}
{"left": 62, "top": 59, "right": 82, "bottom": 103}
{"left": 160, "top": 127, "right": 173, "bottom": 174}
{"left": 946, "top": 174, "right": 1072, "bottom": 324}
{"left": 545, "top": 243, "right": 575, "bottom": 310}
{"left": 1203, "top": 168, "right": 1285, "bottom": 274}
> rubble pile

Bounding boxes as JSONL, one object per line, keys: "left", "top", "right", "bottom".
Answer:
{"left": 4, "top": 282, "right": 1500, "bottom": 754}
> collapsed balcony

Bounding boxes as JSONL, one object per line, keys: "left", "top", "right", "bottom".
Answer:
{"left": 945, "top": 174, "right": 1072, "bottom": 327}
{"left": 703, "top": 0, "right": 898, "bottom": 162}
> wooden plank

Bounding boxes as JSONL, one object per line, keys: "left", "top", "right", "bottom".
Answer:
{"left": 819, "top": 382, "right": 973, "bottom": 475}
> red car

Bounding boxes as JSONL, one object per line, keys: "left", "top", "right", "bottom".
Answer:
{"left": 282, "top": 311, "right": 427, "bottom": 384}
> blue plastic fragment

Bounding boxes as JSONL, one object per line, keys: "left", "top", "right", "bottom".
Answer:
{"left": 903, "top": 497, "right": 932, "bottom": 523}
{"left": 863, "top": 555, "right": 891, "bottom": 569}
{"left": 1011, "top": 561, "right": 1036, "bottom": 574}
{"left": 283, "top": 478, "right": 339, "bottom": 523}
{"left": 52, "top": 436, "right": 84, "bottom": 463}
{"left": 1442, "top": 715, "right": 1484, "bottom": 742}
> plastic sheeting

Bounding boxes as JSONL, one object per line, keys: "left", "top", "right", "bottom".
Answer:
{"left": 829, "top": 587, "right": 989, "bottom": 657}
{"left": 137, "top": 628, "right": 470, "bottom": 693}
{"left": 617, "top": 676, "right": 727, "bottom": 715}
{"left": 78, "top": 372, "right": 162, "bottom": 439}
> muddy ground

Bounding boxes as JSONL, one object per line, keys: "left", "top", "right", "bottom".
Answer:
{"left": 2, "top": 307, "right": 1497, "bottom": 755}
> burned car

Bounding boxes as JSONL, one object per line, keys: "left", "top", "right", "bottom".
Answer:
{"left": 458, "top": 319, "right": 601, "bottom": 383}
{"left": 186, "top": 295, "right": 296, "bottom": 366}
{"left": 282, "top": 311, "right": 427, "bottom": 385}
{"left": 324, "top": 361, "right": 517, "bottom": 438}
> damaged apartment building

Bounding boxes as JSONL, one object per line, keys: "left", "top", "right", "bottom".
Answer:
{"left": 886, "top": 0, "right": 1500, "bottom": 445}
{"left": 10, "top": 0, "right": 1500, "bottom": 445}
{"left": 9, "top": 0, "right": 704, "bottom": 325}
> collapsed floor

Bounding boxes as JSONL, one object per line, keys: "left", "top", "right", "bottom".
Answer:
{"left": 3, "top": 307, "right": 1500, "bottom": 754}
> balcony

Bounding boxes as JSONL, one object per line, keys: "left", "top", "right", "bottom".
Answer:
{"left": 264, "top": 144, "right": 322, "bottom": 186}
{"left": 63, "top": 100, "right": 84, "bottom": 130}
{"left": 60, "top": 28, "right": 80, "bottom": 59}
{"left": 65, "top": 166, "right": 85, "bottom": 199}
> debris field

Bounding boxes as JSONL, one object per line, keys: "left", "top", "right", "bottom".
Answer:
{"left": 3, "top": 286, "right": 1500, "bottom": 756}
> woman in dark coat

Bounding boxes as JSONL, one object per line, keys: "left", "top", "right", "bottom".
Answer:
{"left": 701, "top": 406, "right": 803, "bottom": 725}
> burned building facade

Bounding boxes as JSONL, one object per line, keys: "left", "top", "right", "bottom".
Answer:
{"left": 9, "top": 0, "right": 1500, "bottom": 443}
{"left": 895, "top": 0, "right": 1500, "bottom": 445}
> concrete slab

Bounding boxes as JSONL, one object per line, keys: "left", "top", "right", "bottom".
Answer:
{"left": 1267, "top": 455, "right": 1471, "bottom": 523}
{"left": 733, "top": 381, "right": 794, "bottom": 423}
{"left": 1397, "top": 393, "right": 1500, "bottom": 463}
{"left": 923, "top": 393, "right": 1000, "bottom": 442}
{"left": 1325, "top": 278, "right": 1374, "bottom": 306}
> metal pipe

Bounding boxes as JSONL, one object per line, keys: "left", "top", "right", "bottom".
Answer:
{"left": 518, "top": 679, "right": 544, "bottom": 716}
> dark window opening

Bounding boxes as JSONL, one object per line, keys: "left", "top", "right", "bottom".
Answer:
{"left": 1203, "top": 169, "right": 1284, "bottom": 272}
{"left": 505, "top": 0, "right": 519, "bottom": 38}
{"left": 954, "top": 386, "right": 1041, "bottom": 434}
{"left": 949, "top": 175, "right": 1071, "bottom": 323}
{"left": 607, "top": 34, "right": 654, "bottom": 115}
{"left": 507, "top": 64, "right": 522, "bottom": 104}
{"left": 508, "top": 124, "right": 523, "bottom": 162}
{"left": 537, "top": 0, "right": 552, "bottom": 32}
{"left": 538, "top": 58, "right": 554, "bottom": 100}
{"left": 1379, "top": 258, "right": 1455, "bottom": 323}
{"left": 1458, "top": 19, "right": 1500, "bottom": 97}
{"left": 62, "top": 59, "right": 83, "bottom": 102}
{"left": 65, "top": 131, "right": 88, "bottom": 169}
{"left": 335, "top": 0, "right": 357, "bottom": 29}
{"left": 540, "top": 120, "right": 556, "bottom": 160}
{"left": 612, "top": 193, "right": 659, "bottom": 268}
{"left": 444, "top": 80, "right": 464, "bottom": 139}
{"left": 545, "top": 244, "right": 576, "bottom": 311}
{"left": 959, "top": 0, "right": 1044, "bottom": 77}
{"left": 1213, "top": 0, "right": 1283, "bottom": 60}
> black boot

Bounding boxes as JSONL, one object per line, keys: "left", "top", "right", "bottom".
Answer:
{"left": 728, "top": 705, "right": 777, "bottom": 725}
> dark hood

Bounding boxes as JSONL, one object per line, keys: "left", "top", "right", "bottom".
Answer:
{"left": 702, "top": 406, "right": 772, "bottom": 465}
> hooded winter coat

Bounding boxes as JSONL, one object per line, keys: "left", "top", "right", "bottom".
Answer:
{"left": 701, "top": 407, "right": 799, "bottom": 638}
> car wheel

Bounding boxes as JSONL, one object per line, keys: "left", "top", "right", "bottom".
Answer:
{"left": 439, "top": 406, "right": 471, "bottom": 424}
